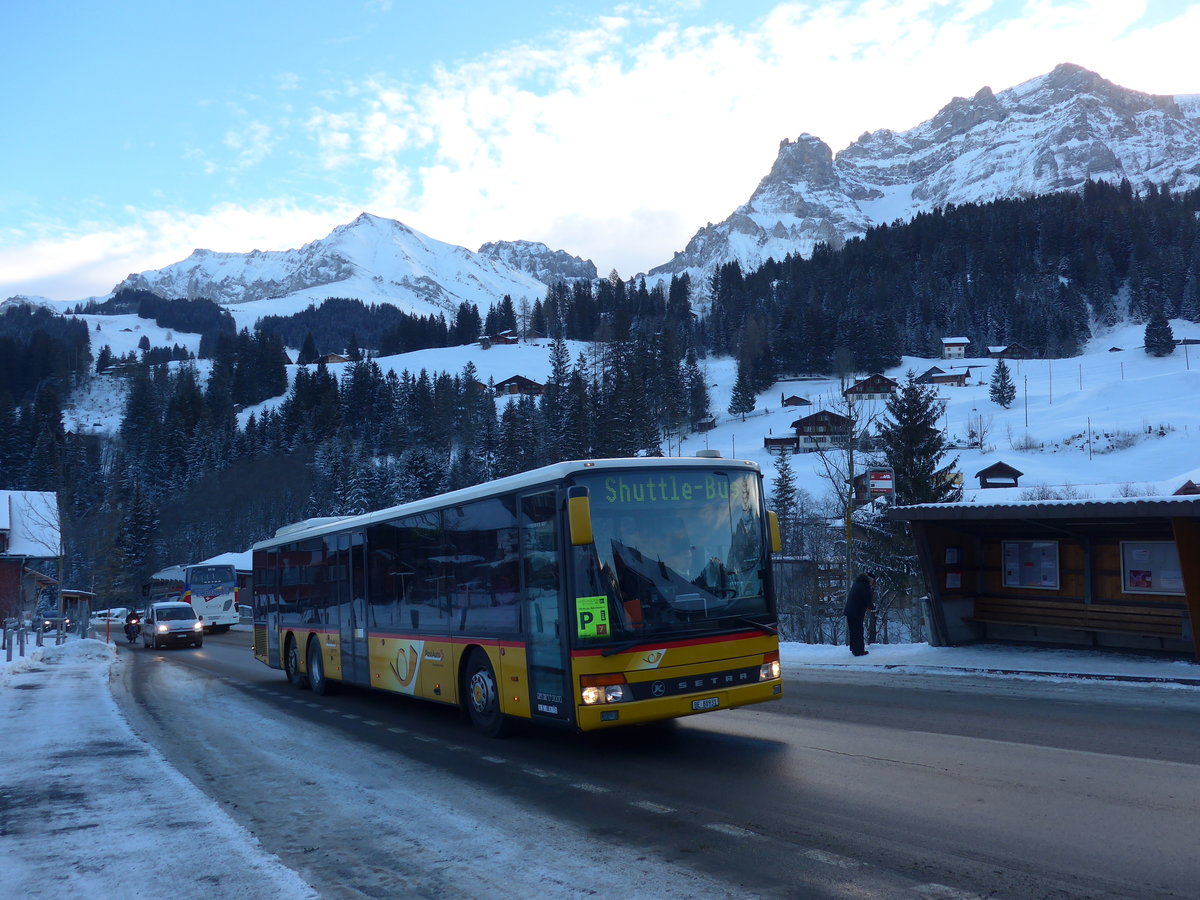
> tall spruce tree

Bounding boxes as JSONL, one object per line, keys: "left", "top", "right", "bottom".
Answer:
{"left": 727, "top": 358, "right": 756, "bottom": 420}
{"left": 878, "top": 371, "right": 961, "bottom": 505}
{"left": 988, "top": 358, "right": 1017, "bottom": 408}
{"left": 1143, "top": 306, "right": 1176, "bottom": 356}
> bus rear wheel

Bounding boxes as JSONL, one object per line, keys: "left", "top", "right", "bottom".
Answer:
{"left": 284, "top": 636, "right": 308, "bottom": 689}
{"left": 463, "top": 648, "right": 509, "bottom": 738}
{"left": 308, "top": 639, "right": 334, "bottom": 696}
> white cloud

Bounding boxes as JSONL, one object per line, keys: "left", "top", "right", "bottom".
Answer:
{"left": 0, "top": 202, "right": 359, "bottom": 301}
{"left": 7, "top": 0, "right": 1200, "bottom": 299}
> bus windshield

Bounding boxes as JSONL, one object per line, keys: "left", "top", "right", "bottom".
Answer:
{"left": 188, "top": 565, "right": 235, "bottom": 586}
{"left": 570, "top": 468, "right": 771, "bottom": 647}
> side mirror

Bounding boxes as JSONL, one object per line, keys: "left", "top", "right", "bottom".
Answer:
{"left": 767, "top": 510, "right": 782, "bottom": 554}
{"left": 567, "top": 486, "right": 594, "bottom": 546}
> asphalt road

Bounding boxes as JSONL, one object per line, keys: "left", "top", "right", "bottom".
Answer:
{"left": 113, "top": 629, "right": 1200, "bottom": 899}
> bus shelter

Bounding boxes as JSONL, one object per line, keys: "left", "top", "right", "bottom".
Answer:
{"left": 889, "top": 496, "right": 1200, "bottom": 660}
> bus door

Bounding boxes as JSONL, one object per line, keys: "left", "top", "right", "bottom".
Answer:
{"left": 253, "top": 549, "right": 280, "bottom": 667}
{"left": 334, "top": 531, "right": 370, "bottom": 684}
{"left": 521, "top": 491, "right": 570, "bottom": 723}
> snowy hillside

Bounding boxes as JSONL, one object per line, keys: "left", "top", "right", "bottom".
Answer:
{"left": 112, "top": 213, "right": 549, "bottom": 319}
{"left": 651, "top": 63, "right": 1200, "bottom": 284}
{"left": 64, "top": 318, "right": 1200, "bottom": 504}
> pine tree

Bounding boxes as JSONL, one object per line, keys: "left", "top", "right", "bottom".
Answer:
{"left": 988, "top": 358, "right": 1017, "bottom": 408}
{"left": 684, "top": 349, "right": 711, "bottom": 430}
{"left": 770, "top": 452, "right": 799, "bottom": 556}
{"left": 1143, "top": 306, "right": 1176, "bottom": 356}
{"left": 878, "top": 371, "right": 961, "bottom": 505}
{"left": 727, "top": 358, "right": 756, "bottom": 421}
{"left": 298, "top": 332, "right": 318, "bottom": 366}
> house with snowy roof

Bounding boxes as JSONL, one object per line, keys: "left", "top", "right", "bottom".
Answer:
{"left": 941, "top": 337, "right": 971, "bottom": 359}
{"left": 843, "top": 373, "right": 898, "bottom": 401}
{"left": 0, "top": 491, "right": 61, "bottom": 621}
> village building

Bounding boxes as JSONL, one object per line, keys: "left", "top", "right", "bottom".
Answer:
{"left": 790, "top": 410, "right": 854, "bottom": 452}
{"left": 763, "top": 435, "right": 800, "bottom": 454}
{"left": 915, "top": 366, "right": 970, "bottom": 387}
{"left": 843, "top": 373, "right": 898, "bottom": 401}
{"left": 987, "top": 342, "right": 1033, "bottom": 359}
{"left": 480, "top": 330, "right": 520, "bottom": 348}
{"left": 941, "top": 337, "right": 971, "bottom": 359}
{"left": 780, "top": 393, "right": 812, "bottom": 408}
{"left": 0, "top": 491, "right": 61, "bottom": 623}
{"left": 494, "top": 374, "right": 544, "bottom": 397}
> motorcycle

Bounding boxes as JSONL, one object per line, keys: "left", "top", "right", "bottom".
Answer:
{"left": 124, "top": 618, "right": 141, "bottom": 644}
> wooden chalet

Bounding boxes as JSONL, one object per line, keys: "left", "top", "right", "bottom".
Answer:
{"left": 890, "top": 496, "right": 1200, "bottom": 660}
{"left": 494, "top": 374, "right": 544, "bottom": 397}
{"left": 480, "top": 330, "right": 520, "bottom": 348}
{"left": 780, "top": 393, "right": 812, "bottom": 408}
{"left": 987, "top": 342, "right": 1033, "bottom": 359}
{"left": 916, "top": 366, "right": 969, "bottom": 387}
{"left": 319, "top": 353, "right": 350, "bottom": 365}
{"left": 763, "top": 435, "right": 800, "bottom": 454}
{"left": 790, "top": 410, "right": 853, "bottom": 452}
{"left": 843, "top": 373, "right": 898, "bottom": 401}
{"left": 975, "top": 461, "right": 1024, "bottom": 489}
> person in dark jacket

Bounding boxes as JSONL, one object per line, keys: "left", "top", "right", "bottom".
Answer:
{"left": 843, "top": 572, "right": 876, "bottom": 656}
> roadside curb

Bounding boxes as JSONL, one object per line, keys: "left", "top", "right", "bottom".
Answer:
{"left": 809, "top": 662, "right": 1200, "bottom": 687}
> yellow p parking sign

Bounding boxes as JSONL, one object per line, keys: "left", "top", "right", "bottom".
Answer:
{"left": 575, "top": 595, "right": 610, "bottom": 638}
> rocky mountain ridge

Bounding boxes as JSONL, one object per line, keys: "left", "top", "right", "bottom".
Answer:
{"left": 649, "top": 63, "right": 1200, "bottom": 282}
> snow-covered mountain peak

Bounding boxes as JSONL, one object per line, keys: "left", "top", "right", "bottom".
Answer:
{"left": 649, "top": 63, "right": 1200, "bottom": 286}
{"left": 113, "top": 212, "right": 551, "bottom": 318}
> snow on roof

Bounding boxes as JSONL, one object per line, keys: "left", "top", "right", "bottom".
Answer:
{"left": 892, "top": 495, "right": 1200, "bottom": 519}
{"left": 198, "top": 550, "right": 254, "bottom": 572}
{"left": 0, "top": 491, "right": 60, "bottom": 558}
{"left": 941, "top": 336, "right": 970, "bottom": 344}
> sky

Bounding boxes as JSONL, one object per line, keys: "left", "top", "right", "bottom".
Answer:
{"left": 2, "top": 636, "right": 1196, "bottom": 898}
{"left": 4, "top": 0, "right": 1200, "bottom": 302}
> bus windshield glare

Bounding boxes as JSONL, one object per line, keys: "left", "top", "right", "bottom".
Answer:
{"left": 571, "top": 468, "right": 770, "bottom": 645}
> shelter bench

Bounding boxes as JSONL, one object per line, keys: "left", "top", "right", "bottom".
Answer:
{"left": 964, "top": 597, "right": 1184, "bottom": 641}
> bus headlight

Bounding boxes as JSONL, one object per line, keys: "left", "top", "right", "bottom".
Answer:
{"left": 759, "top": 651, "right": 781, "bottom": 681}
{"left": 580, "top": 674, "right": 629, "bottom": 705}
{"left": 604, "top": 683, "right": 627, "bottom": 703}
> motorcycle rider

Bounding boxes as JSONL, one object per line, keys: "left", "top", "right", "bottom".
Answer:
{"left": 124, "top": 609, "right": 141, "bottom": 644}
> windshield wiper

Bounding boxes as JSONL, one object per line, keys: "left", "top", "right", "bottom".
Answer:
{"left": 735, "top": 616, "right": 777, "bottom": 635}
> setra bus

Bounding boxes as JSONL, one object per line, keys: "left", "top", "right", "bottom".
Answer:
{"left": 251, "top": 456, "right": 783, "bottom": 735}
{"left": 146, "top": 563, "right": 241, "bottom": 632}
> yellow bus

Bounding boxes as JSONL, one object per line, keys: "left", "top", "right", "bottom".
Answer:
{"left": 251, "top": 456, "right": 783, "bottom": 735}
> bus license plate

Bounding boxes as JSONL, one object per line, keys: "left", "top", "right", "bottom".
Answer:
{"left": 692, "top": 696, "right": 719, "bottom": 711}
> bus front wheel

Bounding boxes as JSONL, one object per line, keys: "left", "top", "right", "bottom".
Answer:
{"left": 284, "top": 637, "right": 308, "bottom": 689}
{"left": 308, "top": 639, "right": 334, "bottom": 696}
{"left": 463, "top": 648, "right": 509, "bottom": 738}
